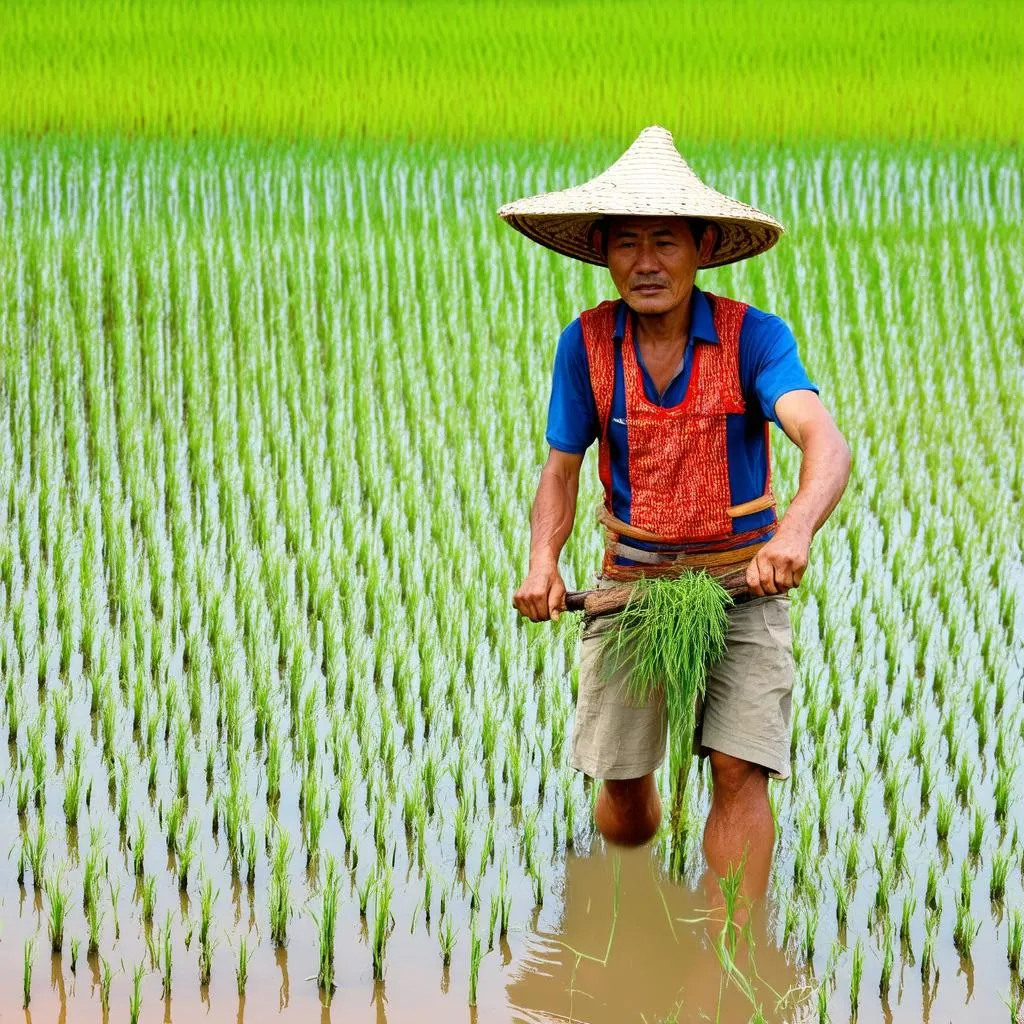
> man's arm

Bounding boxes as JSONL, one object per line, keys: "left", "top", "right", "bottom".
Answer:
{"left": 745, "top": 389, "right": 851, "bottom": 596}
{"left": 513, "top": 448, "right": 584, "bottom": 621}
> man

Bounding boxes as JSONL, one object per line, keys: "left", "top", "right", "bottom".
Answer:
{"left": 499, "top": 126, "right": 850, "bottom": 899}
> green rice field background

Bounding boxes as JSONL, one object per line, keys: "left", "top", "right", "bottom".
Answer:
{"left": 0, "top": 3, "right": 1022, "bottom": 1022}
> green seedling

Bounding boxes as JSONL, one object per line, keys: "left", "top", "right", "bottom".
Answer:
{"left": 439, "top": 914, "right": 456, "bottom": 967}
{"left": 235, "top": 935, "right": 252, "bottom": 995}
{"left": 372, "top": 866, "right": 393, "bottom": 980}
{"left": 141, "top": 875, "right": 157, "bottom": 925}
{"left": 132, "top": 815, "right": 146, "bottom": 877}
{"left": 312, "top": 855, "right": 340, "bottom": 992}
{"left": 968, "top": 806, "right": 984, "bottom": 857}
{"left": 879, "top": 924, "right": 894, "bottom": 996}
{"left": 850, "top": 937, "right": 863, "bottom": 1013}
{"left": 161, "top": 909, "right": 173, "bottom": 997}
{"left": 936, "top": 794, "right": 954, "bottom": 844}
{"left": 45, "top": 870, "right": 69, "bottom": 952}
{"left": 23, "top": 937, "right": 35, "bottom": 1009}
{"left": 991, "top": 850, "right": 1010, "bottom": 901}
{"left": 1008, "top": 908, "right": 1023, "bottom": 973}
{"left": 469, "top": 913, "right": 483, "bottom": 1006}
{"left": 900, "top": 895, "right": 915, "bottom": 948}
{"left": 269, "top": 824, "right": 292, "bottom": 945}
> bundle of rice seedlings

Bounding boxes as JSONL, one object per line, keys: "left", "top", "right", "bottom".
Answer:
{"left": 597, "top": 570, "right": 733, "bottom": 841}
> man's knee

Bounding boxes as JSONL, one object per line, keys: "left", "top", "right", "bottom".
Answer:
{"left": 595, "top": 772, "right": 661, "bottom": 845}
{"left": 602, "top": 773, "right": 655, "bottom": 805}
{"left": 709, "top": 751, "right": 769, "bottom": 805}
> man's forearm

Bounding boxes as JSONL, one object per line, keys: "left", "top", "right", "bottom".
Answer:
{"left": 529, "top": 467, "right": 579, "bottom": 571}
{"left": 778, "top": 429, "right": 850, "bottom": 543}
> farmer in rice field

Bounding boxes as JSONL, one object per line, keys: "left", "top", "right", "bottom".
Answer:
{"left": 501, "top": 126, "right": 851, "bottom": 899}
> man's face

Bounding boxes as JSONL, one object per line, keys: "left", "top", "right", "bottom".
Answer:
{"left": 601, "top": 216, "right": 715, "bottom": 316}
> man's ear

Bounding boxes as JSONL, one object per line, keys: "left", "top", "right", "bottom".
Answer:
{"left": 699, "top": 223, "right": 720, "bottom": 264}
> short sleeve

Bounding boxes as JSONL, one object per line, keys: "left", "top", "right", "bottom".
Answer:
{"left": 740, "top": 310, "right": 819, "bottom": 427}
{"left": 544, "top": 319, "right": 599, "bottom": 453}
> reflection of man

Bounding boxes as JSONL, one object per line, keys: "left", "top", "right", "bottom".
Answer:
{"left": 505, "top": 846, "right": 810, "bottom": 1023}
{"left": 501, "top": 126, "right": 850, "bottom": 899}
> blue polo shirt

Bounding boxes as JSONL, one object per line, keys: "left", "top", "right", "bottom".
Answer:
{"left": 545, "top": 286, "right": 819, "bottom": 541}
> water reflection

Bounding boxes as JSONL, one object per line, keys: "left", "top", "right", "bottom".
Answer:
{"left": 506, "top": 844, "right": 812, "bottom": 1023}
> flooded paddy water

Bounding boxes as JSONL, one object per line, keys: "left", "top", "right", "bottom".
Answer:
{"left": 0, "top": 138, "right": 1021, "bottom": 1022}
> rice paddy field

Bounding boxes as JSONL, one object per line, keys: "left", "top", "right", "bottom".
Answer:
{"left": 0, "top": 3, "right": 1022, "bottom": 1022}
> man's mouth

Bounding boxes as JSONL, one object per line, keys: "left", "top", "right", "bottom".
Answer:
{"left": 634, "top": 284, "right": 664, "bottom": 293}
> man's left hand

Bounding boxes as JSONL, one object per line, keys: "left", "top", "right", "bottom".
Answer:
{"left": 744, "top": 526, "right": 810, "bottom": 596}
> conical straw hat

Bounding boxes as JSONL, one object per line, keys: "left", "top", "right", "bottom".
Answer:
{"left": 497, "top": 125, "right": 783, "bottom": 269}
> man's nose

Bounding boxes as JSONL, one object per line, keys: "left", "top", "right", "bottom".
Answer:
{"left": 633, "top": 239, "right": 661, "bottom": 272}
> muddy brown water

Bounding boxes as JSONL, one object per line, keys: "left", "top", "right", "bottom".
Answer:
{"left": 5, "top": 832, "right": 1015, "bottom": 1023}
{"left": 0, "top": 838, "right": 808, "bottom": 1023}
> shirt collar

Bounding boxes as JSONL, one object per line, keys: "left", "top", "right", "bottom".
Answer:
{"left": 613, "top": 286, "right": 720, "bottom": 345}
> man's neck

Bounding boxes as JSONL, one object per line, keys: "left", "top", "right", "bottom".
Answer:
{"left": 633, "top": 288, "right": 694, "bottom": 353}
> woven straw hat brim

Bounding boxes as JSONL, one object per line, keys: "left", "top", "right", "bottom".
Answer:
{"left": 497, "top": 125, "right": 784, "bottom": 269}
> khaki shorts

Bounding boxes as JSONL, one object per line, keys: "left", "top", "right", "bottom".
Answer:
{"left": 568, "top": 581, "right": 795, "bottom": 781}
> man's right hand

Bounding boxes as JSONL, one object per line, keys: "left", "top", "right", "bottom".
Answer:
{"left": 513, "top": 564, "right": 567, "bottom": 623}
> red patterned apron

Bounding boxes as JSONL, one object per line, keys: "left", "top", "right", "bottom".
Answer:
{"left": 580, "top": 291, "right": 776, "bottom": 574}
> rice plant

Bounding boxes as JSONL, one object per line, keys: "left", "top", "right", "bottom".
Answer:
{"left": 969, "top": 807, "right": 985, "bottom": 858}
{"left": 921, "top": 913, "right": 937, "bottom": 983}
{"left": 236, "top": 935, "right": 252, "bottom": 996}
{"left": 24, "top": 822, "right": 47, "bottom": 891}
{"left": 498, "top": 856, "right": 512, "bottom": 938}
{"left": 23, "top": 937, "right": 35, "bottom": 1010}
{"left": 45, "top": 870, "right": 69, "bottom": 952}
{"left": 372, "top": 866, "right": 394, "bottom": 981}
{"left": 198, "top": 874, "right": 217, "bottom": 985}
{"left": 357, "top": 869, "right": 374, "bottom": 919}
{"left": 1009, "top": 909, "right": 1023, "bottom": 973}
{"left": 954, "top": 865, "right": 981, "bottom": 960}
{"left": 440, "top": 915, "right": 457, "bottom": 968}
{"left": 995, "top": 764, "right": 1014, "bottom": 824}
{"left": 161, "top": 909, "right": 173, "bottom": 998}
{"left": 899, "top": 895, "right": 915, "bottom": 949}
{"left": 936, "top": 794, "right": 954, "bottom": 844}
{"left": 879, "top": 924, "right": 894, "bottom": 997}
{"left": 99, "top": 957, "right": 113, "bottom": 1013}
{"left": 129, "top": 962, "right": 145, "bottom": 1024}
{"left": 991, "top": 851, "right": 1011, "bottom": 902}
{"left": 141, "top": 876, "right": 157, "bottom": 927}
{"left": 454, "top": 789, "right": 472, "bottom": 870}
{"left": 312, "top": 855, "right": 340, "bottom": 993}
{"left": 469, "top": 913, "right": 483, "bottom": 1006}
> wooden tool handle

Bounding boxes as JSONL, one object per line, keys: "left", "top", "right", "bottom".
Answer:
{"left": 562, "top": 566, "right": 753, "bottom": 617}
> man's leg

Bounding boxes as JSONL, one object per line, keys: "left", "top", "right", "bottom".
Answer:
{"left": 571, "top": 596, "right": 669, "bottom": 847}
{"left": 703, "top": 751, "right": 774, "bottom": 899}
{"left": 594, "top": 771, "right": 662, "bottom": 846}
{"left": 698, "top": 594, "right": 794, "bottom": 904}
